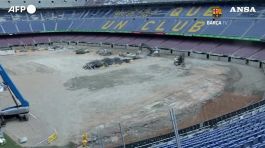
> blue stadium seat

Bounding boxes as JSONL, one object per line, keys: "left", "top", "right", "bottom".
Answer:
{"left": 0, "top": 24, "right": 4, "bottom": 34}
{"left": 44, "top": 20, "right": 56, "bottom": 31}
{"left": 221, "top": 20, "right": 253, "bottom": 37}
{"left": 63, "top": 10, "right": 75, "bottom": 19}
{"left": 201, "top": 19, "right": 232, "bottom": 36}
{"left": 150, "top": 104, "right": 265, "bottom": 148}
{"left": 68, "top": 20, "right": 83, "bottom": 31}
{"left": 56, "top": 20, "right": 72, "bottom": 31}
{"left": 244, "top": 20, "right": 265, "bottom": 39}
{"left": 16, "top": 21, "right": 32, "bottom": 33}
{"left": 1, "top": 22, "right": 18, "bottom": 34}
{"left": 30, "top": 21, "right": 44, "bottom": 32}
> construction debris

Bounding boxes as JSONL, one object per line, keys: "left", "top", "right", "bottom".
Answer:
{"left": 83, "top": 57, "right": 130, "bottom": 70}
{"left": 75, "top": 49, "right": 90, "bottom": 54}
{"left": 151, "top": 48, "right": 160, "bottom": 57}
{"left": 119, "top": 52, "right": 142, "bottom": 60}
{"left": 18, "top": 137, "right": 28, "bottom": 144}
{"left": 102, "top": 58, "right": 114, "bottom": 66}
{"left": 96, "top": 49, "right": 112, "bottom": 56}
{"left": 83, "top": 60, "right": 104, "bottom": 70}
{"left": 113, "top": 57, "right": 123, "bottom": 64}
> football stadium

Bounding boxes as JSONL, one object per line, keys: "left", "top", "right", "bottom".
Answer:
{"left": 0, "top": 0, "right": 265, "bottom": 147}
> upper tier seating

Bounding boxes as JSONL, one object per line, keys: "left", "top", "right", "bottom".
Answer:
{"left": 0, "top": 2, "right": 264, "bottom": 39}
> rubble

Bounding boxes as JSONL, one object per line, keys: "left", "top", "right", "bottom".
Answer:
{"left": 83, "top": 57, "right": 130, "bottom": 70}
{"left": 119, "top": 52, "right": 142, "bottom": 60}
{"left": 96, "top": 49, "right": 112, "bottom": 56}
{"left": 18, "top": 137, "right": 28, "bottom": 144}
{"left": 113, "top": 57, "right": 123, "bottom": 64}
{"left": 75, "top": 49, "right": 90, "bottom": 54}
{"left": 102, "top": 58, "right": 114, "bottom": 66}
{"left": 83, "top": 60, "right": 104, "bottom": 70}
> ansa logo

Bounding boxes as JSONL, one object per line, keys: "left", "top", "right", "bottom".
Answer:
{"left": 230, "top": 7, "right": 256, "bottom": 13}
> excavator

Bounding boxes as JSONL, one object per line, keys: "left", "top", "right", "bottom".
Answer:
{"left": 0, "top": 65, "right": 29, "bottom": 126}
{"left": 139, "top": 43, "right": 160, "bottom": 56}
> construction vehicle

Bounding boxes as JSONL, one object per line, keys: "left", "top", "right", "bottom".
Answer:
{"left": 82, "top": 132, "right": 88, "bottom": 147}
{"left": 0, "top": 65, "right": 30, "bottom": 126}
{"left": 174, "top": 54, "right": 185, "bottom": 67}
{"left": 140, "top": 43, "right": 160, "bottom": 56}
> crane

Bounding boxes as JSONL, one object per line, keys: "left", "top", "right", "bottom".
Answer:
{"left": 0, "top": 65, "right": 29, "bottom": 126}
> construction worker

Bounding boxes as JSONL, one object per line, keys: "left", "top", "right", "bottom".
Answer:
{"left": 82, "top": 132, "right": 88, "bottom": 147}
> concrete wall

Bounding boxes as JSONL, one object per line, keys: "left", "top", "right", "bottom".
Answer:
{"left": 261, "top": 61, "right": 265, "bottom": 74}
{"left": 231, "top": 58, "right": 246, "bottom": 65}
{"left": 158, "top": 49, "right": 171, "bottom": 55}
{"left": 174, "top": 50, "right": 188, "bottom": 56}
{"left": 209, "top": 55, "right": 220, "bottom": 61}
{"left": 53, "top": 42, "right": 68, "bottom": 46}
{"left": 113, "top": 44, "right": 126, "bottom": 49}
{"left": 190, "top": 52, "right": 208, "bottom": 60}
{"left": 209, "top": 55, "right": 229, "bottom": 62}
{"left": 101, "top": 43, "right": 112, "bottom": 48}
{"left": 77, "top": 42, "right": 93, "bottom": 46}
{"left": 127, "top": 45, "right": 139, "bottom": 50}
{"left": 69, "top": 42, "right": 78, "bottom": 46}
{"left": 87, "top": 42, "right": 101, "bottom": 47}
{"left": 248, "top": 60, "right": 260, "bottom": 68}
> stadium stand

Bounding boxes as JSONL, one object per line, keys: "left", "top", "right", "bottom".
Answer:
{"left": 150, "top": 104, "right": 265, "bottom": 148}
{"left": 122, "top": 98, "right": 265, "bottom": 148}
{"left": 1, "top": 1, "right": 265, "bottom": 40}
{"left": 1, "top": 34, "right": 264, "bottom": 64}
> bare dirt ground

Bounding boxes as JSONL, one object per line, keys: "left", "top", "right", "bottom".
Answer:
{"left": 0, "top": 45, "right": 264, "bottom": 147}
